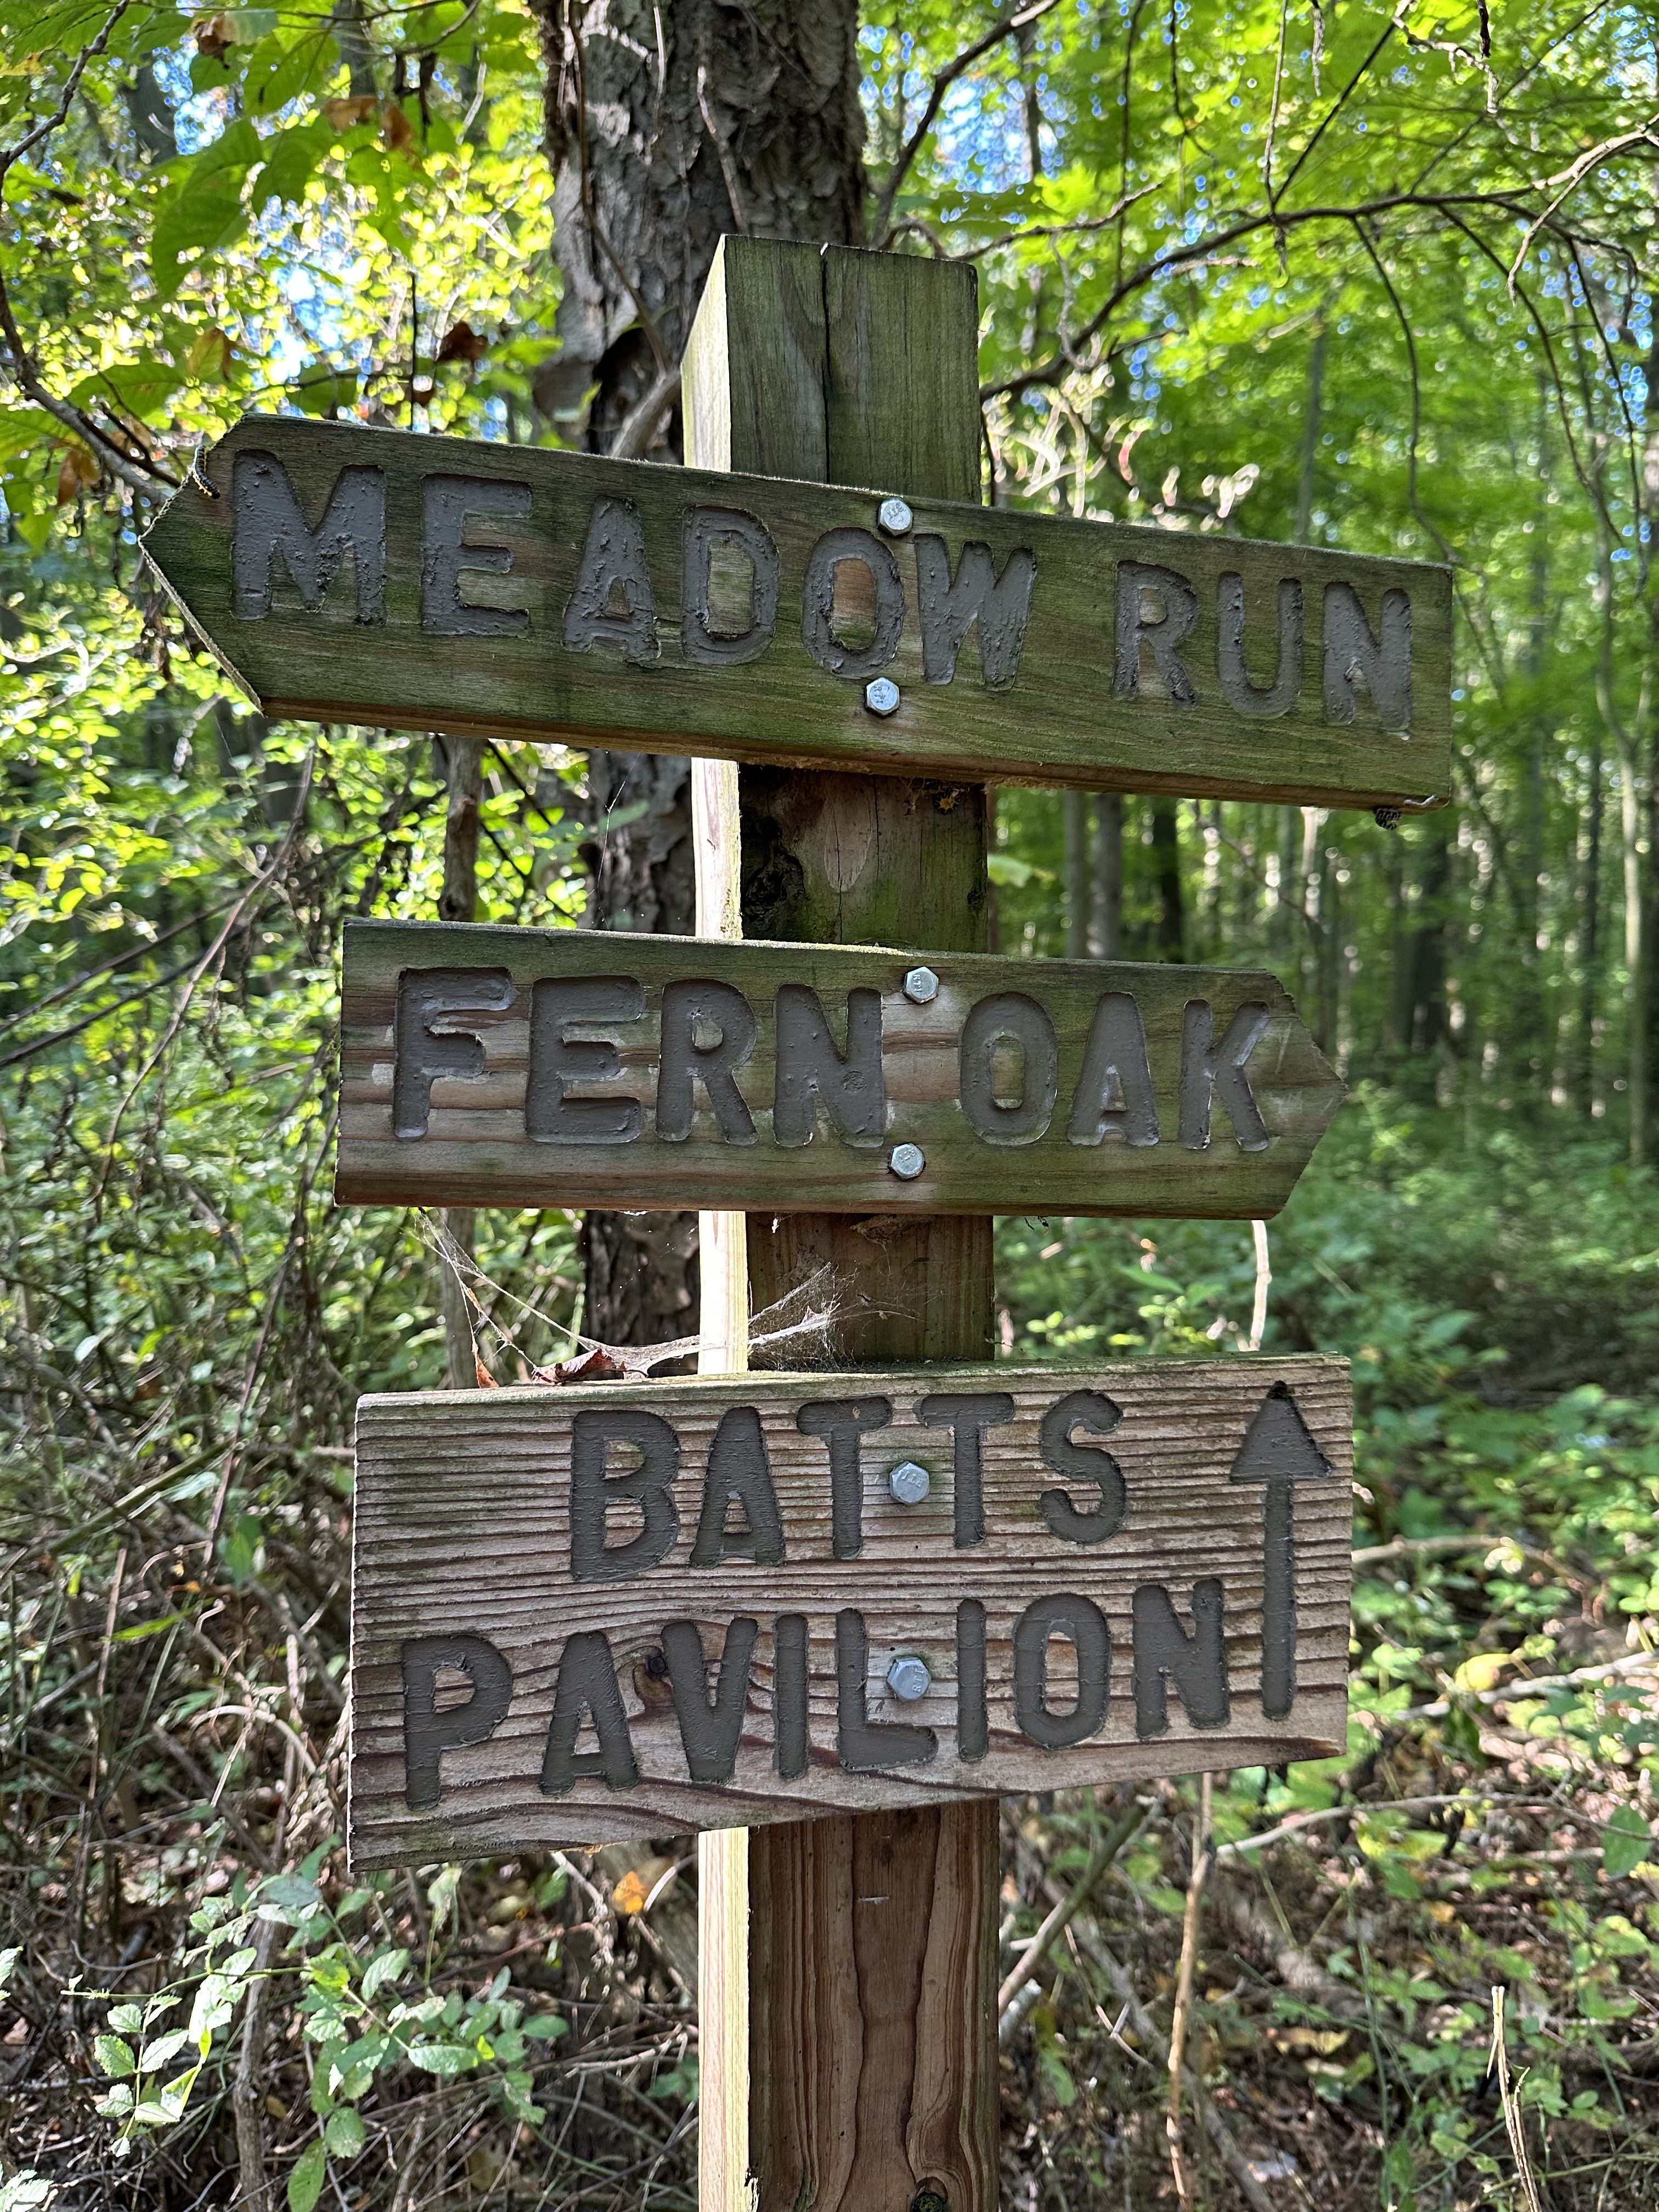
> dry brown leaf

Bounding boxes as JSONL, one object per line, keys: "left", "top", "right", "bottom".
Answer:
{"left": 323, "top": 95, "right": 377, "bottom": 130}
{"left": 436, "top": 318, "right": 488, "bottom": 365}
{"left": 474, "top": 1354, "right": 499, "bottom": 1389}
{"left": 381, "top": 101, "right": 415, "bottom": 153}
{"left": 611, "top": 1869, "right": 648, "bottom": 1916}
{"left": 55, "top": 442, "right": 100, "bottom": 505}
{"left": 193, "top": 13, "right": 234, "bottom": 60}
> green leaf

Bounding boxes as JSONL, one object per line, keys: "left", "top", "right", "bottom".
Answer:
{"left": 523, "top": 2012, "right": 568, "bottom": 2041}
{"left": 1604, "top": 1804, "right": 1652, "bottom": 1878}
{"left": 287, "top": 2140, "right": 326, "bottom": 2212}
{"left": 256, "top": 1872, "right": 321, "bottom": 1923}
{"left": 94, "top": 2033, "right": 135, "bottom": 2078}
{"left": 359, "top": 1946, "right": 409, "bottom": 2002}
{"left": 405, "top": 2040, "right": 478, "bottom": 2075}
{"left": 108, "top": 2004, "right": 145, "bottom": 2034}
{"left": 252, "top": 122, "right": 329, "bottom": 211}
{"left": 324, "top": 2108, "right": 365, "bottom": 2158}
{"left": 139, "top": 2028, "right": 190, "bottom": 2072}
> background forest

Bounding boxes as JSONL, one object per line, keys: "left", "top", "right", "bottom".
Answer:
{"left": 6, "top": 0, "right": 1659, "bottom": 2207}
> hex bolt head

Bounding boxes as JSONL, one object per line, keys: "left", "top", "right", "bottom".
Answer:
{"left": 903, "top": 965, "right": 939, "bottom": 1005}
{"left": 888, "top": 1459, "right": 931, "bottom": 1506}
{"left": 886, "top": 1654, "right": 932, "bottom": 1702}
{"left": 878, "top": 495, "right": 914, "bottom": 536}
{"left": 865, "top": 675, "right": 901, "bottom": 718}
{"left": 888, "top": 1142, "right": 926, "bottom": 1180}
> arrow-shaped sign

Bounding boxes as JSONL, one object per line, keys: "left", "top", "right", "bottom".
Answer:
{"left": 142, "top": 412, "right": 1451, "bottom": 811}
{"left": 1229, "top": 1381, "right": 1335, "bottom": 1720}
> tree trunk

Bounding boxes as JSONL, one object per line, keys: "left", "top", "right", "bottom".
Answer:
{"left": 1576, "top": 731, "right": 1602, "bottom": 1116}
{"left": 436, "top": 735, "right": 483, "bottom": 1388}
{"left": 1063, "top": 789, "right": 1088, "bottom": 957}
{"left": 1093, "top": 792, "right": 1122, "bottom": 957}
{"left": 1150, "top": 798, "right": 1184, "bottom": 960}
{"left": 529, "top": 0, "right": 866, "bottom": 1346}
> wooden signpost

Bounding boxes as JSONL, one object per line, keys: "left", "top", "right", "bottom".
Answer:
{"left": 139, "top": 236, "right": 1397, "bottom": 2212}
{"left": 349, "top": 1360, "right": 1352, "bottom": 1870}
{"left": 143, "top": 403, "right": 1453, "bottom": 812}
{"left": 336, "top": 917, "right": 1344, "bottom": 1219}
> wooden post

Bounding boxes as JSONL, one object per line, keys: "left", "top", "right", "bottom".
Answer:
{"left": 686, "top": 238, "right": 999, "bottom": 2212}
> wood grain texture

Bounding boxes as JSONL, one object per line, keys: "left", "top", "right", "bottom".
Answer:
{"left": 695, "top": 242, "right": 998, "bottom": 2212}
{"left": 141, "top": 411, "right": 1452, "bottom": 813}
{"left": 347, "top": 1357, "right": 1353, "bottom": 1867}
{"left": 334, "top": 917, "right": 1344, "bottom": 1222}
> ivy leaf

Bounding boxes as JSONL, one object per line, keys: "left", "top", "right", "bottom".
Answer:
{"left": 287, "top": 2140, "right": 326, "bottom": 2212}
{"left": 1603, "top": 1805, "right": 1652, "bottom": 1879}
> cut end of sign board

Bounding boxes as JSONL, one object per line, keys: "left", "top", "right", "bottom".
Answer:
{"left": 347, "top": 1357, "right": 1352, "bottom": 1870}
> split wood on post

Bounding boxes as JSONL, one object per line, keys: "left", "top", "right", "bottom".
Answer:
{"left": 686, "top": 237, "right": 1000, "bottom": 2212}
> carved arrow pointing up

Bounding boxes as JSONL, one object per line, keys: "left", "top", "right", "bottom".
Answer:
{"left": 1229, "top": 1381, "right": 1333, "bottom": 1720}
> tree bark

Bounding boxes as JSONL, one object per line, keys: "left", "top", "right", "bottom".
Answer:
{"left": 1093, "top": 792, "right": 1122, "bottom": 957}
{"left": 436, "top": 735, "right": 483, "bottom": 1387}
{"left": 1064, "top": 789, "right": 1088, "bottom": 957}
{"left": 529, "top": 0, "right": 866, "bottom": 1345}
{"left": 1150, "top": 798, "right": 1184, "bottom": 960}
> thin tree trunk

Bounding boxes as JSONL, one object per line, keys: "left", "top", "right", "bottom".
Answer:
{"left": 1093, "top": 792, "right": 1122, "bottom": 957}
{"left": 530, "top": 0, "right": 865, "bottom": 1347}
{"left": 1064, "top": 789, "right": 1088, "bottom": 957}
{"left": 1150, "top": 799, "right": 1184, "bottom": 960}
{"left": 437, "top": 735, "right": 483, "bottom": 1387}
{"left": 1576, "top": 732, "right": 1602, "bottom": 1116}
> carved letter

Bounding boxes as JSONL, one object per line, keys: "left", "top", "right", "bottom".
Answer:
{"left": 402, "top": 1633, "right": 513, "bottom": 1810}
{"left": 526, "top": 976, "right": 645, "bottom": 1144}
{"left": 232, "top": 452, "right": 385, "bottom": 622}
{"left": 800, "top": 527, "right": 905, "bottom": 680}
{"left": 960, "top": 992, "right": 1059, "bottom": 1146}
{"left": 1132, "top": 1581, "right": 1230, "bottom": 1737}
{"left": 1066, "top": 992, "right": 1160, "bottom": 1147}
{"left": 682, "top": 506, "right": 780, "bottom": 665}
{"left": 773, "top": 986, "right": 885, "bottom": 1147}
{"left": 421, "top": 475, "right": 531, "bottom": 635}
{"left": 915, "top": 1391, "right": 1015, "bottom": 1549}
{"left": 539, "top": 1629, "right": 639, "bottom": 1793}
{"left": 1178, "top": 999, "right": 1271, "bottom": 1152}
{"left": 656, "top": 979, "right": 758, "bottom": 1143}
{"left": 563, "top": 496, "right": 659, "bottom": 665}
{"left": 392, "top": 967, "right": 516, "bottom": 1140}
{"left": 1217, "top": 573, "right": 1302, "bottom": 717}
{"left": 774, "top": 1612, "right": 810, "bottom": 1780}
{"left": 691, "top": 1406, "right": 785, "bottom": 1567}
{"left": 661, "top": 1617, "right": 758, "bottom": 1784}
{"left": 836, "top": 1609, "right": 937, "bottom": 1770}
{"left": 1113, "top": 559, "right": 1199, "bottom": 704}
{"left": 569, "top": 1408, "right": 680, "bottom": 1583}
{"left": 1039, "top": 1390, "right": 1127, "bottom": 1545}
{"left": 1013, "top": 1593, "right": 1111, "bottom": 1750}
{"left": 1323, "top": 582, "right": 1411, "bottom": 728}
{"left": 796, "top": 1396, "right": 892, "bottom": 1559}
{"left": 957, "top": 1598, "right": 989, "bottom": 1761}
{"left": 913, "top": 536, "right": 1036, "bottom": 685}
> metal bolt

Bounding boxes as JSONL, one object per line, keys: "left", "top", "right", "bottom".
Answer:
{"left": 865, "top": 675, "right": 901, "bottom": 718}
{"left": 888, "top": 1460, "right": 930, "bottom": 1506}
{"left": 878, "top": 495, "right": 913, "bottom": 536}
{"left": 888, "top": 1142, "right": 926, "bottom": 1180}
{"left": 902, "top": 965, "right": 938, "bottom": 1004}
{"left": 886, "top": 1654, "right": 932, "bottom": 1702}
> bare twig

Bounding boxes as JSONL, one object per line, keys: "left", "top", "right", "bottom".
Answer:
{"left": 1166, "top": 1773, "right": 1213, "bottom": 2210}
{"left": 232, "top": 1916, "right": 282, "bottom": 2212}
{"left": 997, "top": 1797, "right": 1147, "bottom": 2020}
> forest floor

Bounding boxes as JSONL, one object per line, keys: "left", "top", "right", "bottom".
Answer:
{"left": 6, "top": 1097, "right": 1659, "bottom": 2210}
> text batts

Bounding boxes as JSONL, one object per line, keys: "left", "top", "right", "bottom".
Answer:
{"left": 143, "top": 412, "right": 1452, "bottom": 811}
{"left": 347, "top": 1359, "right": 1352, "bottom": 1865}
{"left": 335, "top": 921, "right": 1344, "bottom": 1220}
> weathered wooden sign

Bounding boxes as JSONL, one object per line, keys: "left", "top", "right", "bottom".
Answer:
{"left": 347, "top": 1358, "right": 1351, "bottom": 1866}
{"left": 144, "top": 412, "right": 1451, "bottom": 811}
{"left": 336, "top": 919, "right": 1344, "bottom": 1220}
